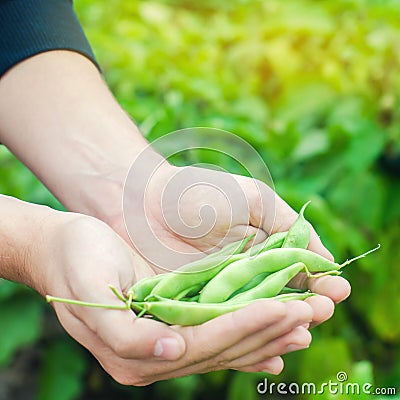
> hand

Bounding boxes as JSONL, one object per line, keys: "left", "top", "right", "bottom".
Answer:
{"left": 42, "top": 214, "right": 316, "bottom": 385}
{"left": 0, "top": 52, "right": 348, "bottom": 384}
{"left": 113, "top": 164, "right": 351, "bottom": 326}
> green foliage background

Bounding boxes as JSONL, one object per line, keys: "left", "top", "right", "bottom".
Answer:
{"left": 1, "top": 0, "right": 399, "bottom": 398}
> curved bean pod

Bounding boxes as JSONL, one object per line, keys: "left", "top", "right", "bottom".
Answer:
{"left": 282, "top": 201, "right": 310, "bottom": 249}
{"left": 199, "top": 244, "right": 379, "bottom": 304}
{"left": 173, "top": 282, "right": 205, "bottom": 300}
{"left": 211, "top": 234, "right": 255, "bottom": 257}
{"left": 198, "top": 248, "right": 343, "bottom": 303}
{"left": 150, "top": 253, "right": 243, "bottom": 299}
{"left": 227, "top": 262, "right": 306, "bottom": 303}
{"left": 132, "top": 292, "right": 316, "bottom": 326}
{"left": 228, "top": 272, "right": 270, "bottom": 299}
{"left": 245, "top": 231, "right": 287, "bottom": 256}
{"left": 128, "top": 234, "right": 255, "bottom": 301}
{"left": 126, "top": 274, "right": 164, "bottom": 301}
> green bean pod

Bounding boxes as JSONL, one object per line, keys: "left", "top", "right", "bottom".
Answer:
{"left": 126, "top": 274, "right": 164, "bottom": 301}
{"left": 245, "top": 231, "right": 287, "bottom": 256}
{"left": 173, "top": 282, "right": 205, "bottom": 300}
{"left": 227, "top": 262, "right": 306, "bottom": 303}
{"left": 228, "top": 272, "right": 270, "bottom": 299}
{"left": 282, "top": 201, "right": 311, "bottom": 249}
{"left": 132, "top": 292, "right": 316, "bottom": 326}
{"left": 211, "top": 234, "right": 255, "bottom": 257}
{"left": 198, "top": 248, "right": 344, "bottom": 303}
{"left": 150, "top": 253, "right": 243, "bottom": 299}
{"left": 127, "top": 235, "right": 254, "bottom": 301}
{"left": 198, "top": 244, "right": 380, "bottom": 304}
{"left": 180, "top": 294, "right": 200, "bottom": 302}
{"left": 279, "top": 287, "right": 304, "bottom": 295}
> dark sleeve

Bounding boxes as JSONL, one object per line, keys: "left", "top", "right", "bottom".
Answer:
{"left": 0, "top": 0, "right": 100, "bottom": 78}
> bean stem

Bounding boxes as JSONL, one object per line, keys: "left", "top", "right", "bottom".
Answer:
{"left": 108, "top": 285, "right": 127, "bottom": 302}
{"left": 339, "top": 244, "right": 381, "bottom": 268}
{"left": 46, "top": 295, "right": 129, "bottom": 310}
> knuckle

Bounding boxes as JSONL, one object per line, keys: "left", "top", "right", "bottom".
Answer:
{"left": 112, "top": 336, "right": 136, "bottom": 358}
{"left": 112, "top": 371, "right": 151, "bottom": 387}
{"left": 286, "top": 327, "right": 312, "bottom": 348}
{"left": 132, "top": 377, "right": 153, "bottom": 387}
{"left": 112, "top": 374, "right": 133, "bottom": 386}
{"left": 216, "top": 357, "right": 229, "bottom": 369}
{"left": 300, "top": 329, "right": 312, "bottom": 346}
{"left": 267, "top": 300, "right": 287, "bottom": 320}
{"left": 288, "top": 300, "right": 313, "bottom": 321}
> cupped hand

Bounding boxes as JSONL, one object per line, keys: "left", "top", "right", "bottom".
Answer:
{"left": 41, "top": 215, "right": 315, "bottom": 385}
{"left": 116, "top": 164, "right": 350, "bottom": 326}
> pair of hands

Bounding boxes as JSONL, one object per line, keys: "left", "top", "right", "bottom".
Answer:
{"left": 0, "top": 50, "right": 350, "bottom": 385}
{"left": 41, "top": 164, "right": 350, "bottom": 386}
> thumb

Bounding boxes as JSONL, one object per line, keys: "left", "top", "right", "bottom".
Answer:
{"left": 54, "top": 284, "right": 186, "bottom": 361}
{"left": 93, "top": 307, "right": 186, "bottom": 361}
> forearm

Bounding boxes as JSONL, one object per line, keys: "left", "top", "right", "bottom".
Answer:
{"left": 0, "top": 51, "right": 163, "bottom": 225}
{"left": 0, "top": 195, "right": 63, "bottom": 293}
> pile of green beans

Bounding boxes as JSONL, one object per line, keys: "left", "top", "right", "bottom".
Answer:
{"left": 46, "top": 202, "right": 380, "bottom": 326}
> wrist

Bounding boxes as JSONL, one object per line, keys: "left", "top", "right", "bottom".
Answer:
{"left": 0, "top": 51, "right": 164, "bottom": 223}
{"left": 0, "top": 195, "right": 74, "bottom": 294}
{"left": 96, "top": 155, "right": 177, "bottom": 242}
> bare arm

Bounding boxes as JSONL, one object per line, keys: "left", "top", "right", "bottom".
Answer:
{"left": 0, "top": 195, "right": 318, "bottom": 383}
{"left": 0, "top": 51, "right": 350, "bottom": 383}
{"left": 0, "top": 194, "right": 59, "bottom": 291}
{"left": 0, "top": 51, "right": 154, "bottom": 226}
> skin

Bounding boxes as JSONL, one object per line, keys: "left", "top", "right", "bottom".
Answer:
{"left": 0, "top": 196, "right": 314, "bottom": 384}
{"left": 0, "top": 51, "right": 351, "bottom": 385}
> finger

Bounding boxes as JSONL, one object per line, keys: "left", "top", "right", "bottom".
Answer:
{"left": 307, "top": 225, "right": 334, "bottom": 261}
{"left": 150, "top": 300, "right": 312, "bottom": 381}
{"left": 113, "top": 300, "right": 309, "bottom": 383}
{"left": 139, "top": 300, "right": 287, "bottom": 381}
{"left": 243, "top": 180, "right": 333, "bottom": 260}
{"left": 305, "top": 295, "right": 335, "bottom": 328}
{"left": 174, "top": 300, "right": 288, "bottom": 363}
{"left": 223, "top": 323, "right": 312, "bottom": 370}
{"left": 209, "top": 300, "right": 313, "bottom": 365}
{"left": 308, "top": 275, "right": 351, "bottom": 303}
{"left": 61, "top": 281, "right": 187, "bottom": 361}
{"left": 234, "top": 356, "right": 284, "bottom": 375}
{"left": 289, "top": 274, "right": 351, "bottom": 303}
{"left": 92, "top": 309, "right": 186, "bottom": 360}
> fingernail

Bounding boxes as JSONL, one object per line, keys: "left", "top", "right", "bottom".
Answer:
{"left": 261, "top": 357, "right": 284, "bottom": 375}
{"left": 286, "top": 343, "right": 309, "bottom": 353}
{"left": 154, "top": 338, "right": 182, "bottom": 360}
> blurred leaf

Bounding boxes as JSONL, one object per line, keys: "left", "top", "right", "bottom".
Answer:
{"left": 154, "top": 375, "right": 200, "bottom": 400}
{"left": 0, "top": 280, "right": 23, "bottom": 301}
{"left": 0, "top": 0, "right": 397, "bottom": 397}
{"left": 291, "top": 129, "right": 330, "bottom": 162}
{"left": 324, "top": 361, "right": 375, "bottom": 400}
{"left": 0, "top": 293, "right": 43, "bottom": 365}
{"left": 297, "top": 338, "right": 352, "bottom": 384}
{"left": 343, "top": 122, "right": 386, "bottom": 173}
{"left": 351, "top": 360, "right": 374, "bottom": 384}
{"left": 38, "top": 339, "right": 87, "bottom": 400}
{"left": 228, "top": 372, "right": 258, "bottom": 400}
